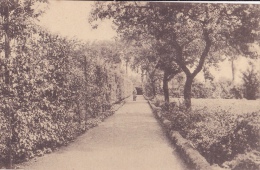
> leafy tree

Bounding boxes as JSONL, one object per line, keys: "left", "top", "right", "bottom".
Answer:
{"left": 90, "top": 40, "right": 123, "bottom": 64}
{"left": 128, "top": 42, "right": 159, "bottom": 97}
{"left": 90, "top": 2, "right": 260, "bottom": 108}
{"left": 136, "top": 56, "right": 159, "bottom": 98}
{"left": 128, "top": 38, "right": 182, "bottom": 106}
{"left": 156, "top": 56, "right": 181, "bottom": 107}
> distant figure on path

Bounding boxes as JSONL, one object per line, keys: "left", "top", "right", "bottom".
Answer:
{"left": 133, "top": 88, "right": 137, "bottom": 101}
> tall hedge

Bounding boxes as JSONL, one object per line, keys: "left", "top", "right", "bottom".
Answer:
{"left": 0, "top": 29, "right": 132, "bottom": 166}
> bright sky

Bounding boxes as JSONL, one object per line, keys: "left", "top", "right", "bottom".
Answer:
{"left": 38, "top": 1, "right": 116, "bottom": 42}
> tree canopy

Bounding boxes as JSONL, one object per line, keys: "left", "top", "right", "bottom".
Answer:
{"left": 90, "top": 2, "right": 260, "bottom": 108}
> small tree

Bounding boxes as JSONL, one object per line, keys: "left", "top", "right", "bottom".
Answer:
{"left": 242, "top": 63, "right": 260, "bottom": 100}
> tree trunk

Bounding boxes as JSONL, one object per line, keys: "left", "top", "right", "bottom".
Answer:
{"left": 4, "top": 3, "right": 13, "bottom": 168}
{"left": 4, "top": 16, "right": 10, "bottom": 84}
{"left": 184, "top": 76, "right": 193, "bottom": 109}
{"left": 163, "top": 71, "right": 170, "bottom": 109}
{"left": 231, "top": 59, "right": 235, "bottom": 83}
{"left": 149, "top": 69, "right": 157, "bottom": 98}
{"left": 83, "top": 56, "right": 88, "bottom": 101}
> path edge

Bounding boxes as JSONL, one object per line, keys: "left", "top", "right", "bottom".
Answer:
{"left": 86, "top": 96, "right": 128, "bottom": 129}
{"left": 15, "top": 97, "right": 128, "bottom": 169}
{"left": 144, "top": 95, "right": 226, "bottom": 170}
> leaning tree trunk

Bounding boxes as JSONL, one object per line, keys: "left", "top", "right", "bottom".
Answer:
{"left": 163, "top": 71, "right": 170, "bottom": 110}
{"left": 184, "top": 76, "right": 193, "bottom": 109}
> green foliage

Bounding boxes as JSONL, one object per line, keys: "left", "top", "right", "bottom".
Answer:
{"left": 143, "top": 82, "right": 154, "bottom": 98}
{"left": 202, "top": 111, "right": 260, "bottom": 165}
{"left": 0, "top": 1, "right": 131, "bottom": 168}
{"left": 223, "top": 150, "right": 260, "bottom": 170}
{"left": 188, "top": 78, "right": 244, "bottom": 99}
{"left": 191, "top": 80, "right": 214, "bottom": 98}
{"left": 161, "top": 101, "right": 260, "bottom": 167}
{"left": 242, "top": 64, "right": 260, "bottom": 100}
{"left": 143, "top": 76, "right": 160, "bottom": 98}
{"left": 151, "top": 97, "right": 164, "bottom": 108}
{"left": 0, "top": 28, "right": 132, "bottom": 167}
{"left": 90, "top": 2, "right": 260, "bottom": 108}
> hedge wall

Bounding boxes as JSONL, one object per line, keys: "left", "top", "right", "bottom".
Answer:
{"left": 0, "top": 31, "right": 133, "bottom": 166}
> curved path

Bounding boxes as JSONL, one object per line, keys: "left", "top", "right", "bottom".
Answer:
{"left": 20, "top": 96, "right": 188, "bottom": 170}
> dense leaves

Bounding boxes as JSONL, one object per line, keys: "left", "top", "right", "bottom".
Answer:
{"left": 242, "top": 63, "right": 260, "bottom": 100}
{"left": 0, "top": 9, "right": 132, "bottom": 168}
{"left": 90, "top": 2, "right": 260, "bottom": 108}
{"left": 151, "top": 97, "right": 260, "bottom": 169}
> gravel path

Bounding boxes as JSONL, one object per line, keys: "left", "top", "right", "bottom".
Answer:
{"left": 20, "top": 96, "right": 188, "bottom": 170}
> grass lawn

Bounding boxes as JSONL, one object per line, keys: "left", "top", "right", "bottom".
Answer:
{"left": 157, "top": 95, "right": 260, "bottom": 114}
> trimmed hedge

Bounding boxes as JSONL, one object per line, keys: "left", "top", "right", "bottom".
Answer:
{"left": 149, "top": 97, "right": 260, "bottom": 169}
{"left": 0, "top": 31, "right": 132, "bottom": 167}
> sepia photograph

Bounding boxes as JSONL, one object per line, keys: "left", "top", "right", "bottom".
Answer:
{"left": 0, "top": 1, "right": 259, "bottom": 170}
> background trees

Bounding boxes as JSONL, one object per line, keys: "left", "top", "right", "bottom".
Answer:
{"left": 242, "top": 62, "right": 260, "bottom": 100}
{"left": 90, "top": 2, "right": 260, "bottom": 108}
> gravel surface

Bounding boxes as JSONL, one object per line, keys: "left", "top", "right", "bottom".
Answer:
{"left": 20, "top": 96, "right": 188, "bottom": 170}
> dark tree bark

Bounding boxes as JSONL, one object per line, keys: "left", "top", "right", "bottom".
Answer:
{"left": 183, "top": 76, "right": 193, "bottom": 109}
{"left": 231, "top": 59, "right": 235, "bottom": 83}
{"left": 173, "top": 30, "right": 211, "bottom": 109}
{"left": 150, "top": 70, "right": 157, "bottom": 98}
{"left": 4, "top": 3, "right": 14, "bottom": 168}
{"left": 144, "top": 68, "right": 158, "bottom": 98}
{"left": 163, "top": 70, "right": 170, "bottom": 105}
{"left": 4, "top": 9, "right": 10, "bottom": 85}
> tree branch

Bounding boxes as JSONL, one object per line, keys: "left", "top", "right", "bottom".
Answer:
{"left": 171, "top": 34, "right": 191, "bottom": 76}
{"left": 191, "top": 29, "right": 212, "bottom": 77}
{"left": 167, "top": 68, "right": 182, "bottom": 81}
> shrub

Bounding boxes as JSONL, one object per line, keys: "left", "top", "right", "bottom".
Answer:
{"left": 215, "top": 78, "right": 243, "bottom": 99}
{"left": 192, "top": 81, "right": 214, "bottom": 98}
{"left": 207, "top": 112, "right": 260, "bottom": 165}
{"left": 242, "top": 65, "right": 260, "bottom": 100}
{"left": 164, "top": 101, "right": 260, "bottom": 166}
{"left": 151, "top": 96, "right": 165, "bottom": 108}
{"left": 230, "top": 86, "right": 243, "bottom": 99}
{"left": 223, "top": 150, "right": 260, "bottom": 170}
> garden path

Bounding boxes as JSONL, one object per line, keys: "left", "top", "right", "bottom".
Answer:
{"left": 20, "top": 95, "right": 188, "bottom": 170}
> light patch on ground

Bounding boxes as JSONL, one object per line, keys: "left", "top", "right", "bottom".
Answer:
{"left": 170, "top": 97, "right": 260, "bottom": 114}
